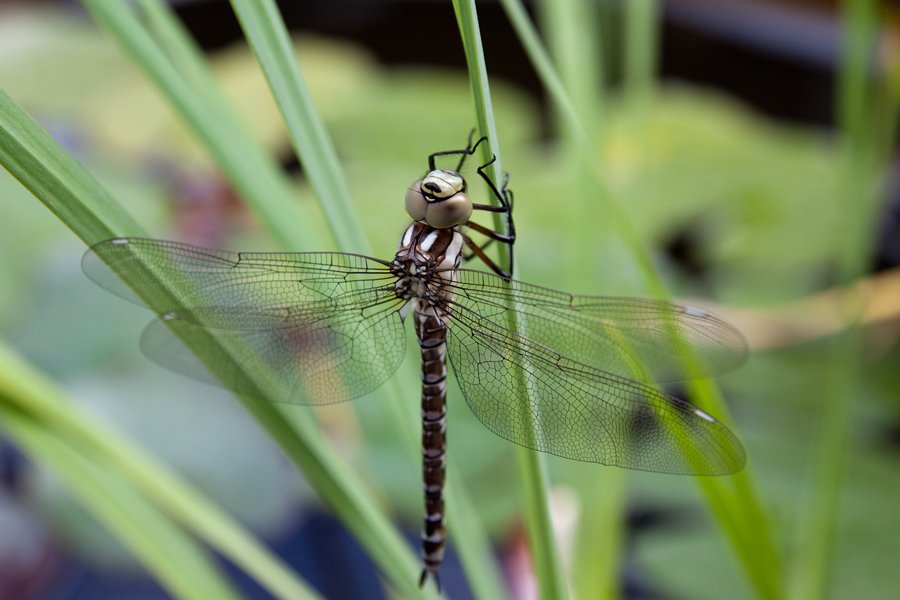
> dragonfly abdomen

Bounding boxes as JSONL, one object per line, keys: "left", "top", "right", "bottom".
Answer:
{"left": 396, "top": 219, "right": 464, "bottom": 590}
{"left": 416, "top": 302, "right": 449, "bottom": 588}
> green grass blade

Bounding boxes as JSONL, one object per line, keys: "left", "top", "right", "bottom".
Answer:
{"left": 693, "top": 391, "right": 781, "bottom": 599}
{"left": 452, "top": 0, "right": 513, "bottom": 258}
{"left": 540, "top": 0, "right": 605, "bottom": 137}
{"left": 134, "top": 0, "right": 234, "bottom": 108}
{"left": 540, "top": 4, "right": 626, "bottom": 599}
{"left": 0, "top": 340, "right": 323, "bottom": 600}
{"left": 623, "top": 0, "right": 659, "bottom": 119}
{"left": 0, "top": 404, "right": 243, "bottom": 600}
{"left": 788, "top": 2, "right": 887, "bottom": 598}
{"left": 785, "top": 337, "right": 860, "bottom": 600}
{"left": 80, "top": 0, "right": 325, "bottom": 252}
{"left": 571, "top": 469, "right": 627, "bottom": 600}
{"left": 453, "top": 3, "right": 565, "bottom": 600}
{"left": 229, "top": 0, "right": 369, "bottom": 254}
{"left": 513, "top": 448, "right": 569, "bottom": 600}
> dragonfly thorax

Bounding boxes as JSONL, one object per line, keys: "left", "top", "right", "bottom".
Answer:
{"left": 392, "top": 222, "right": 463, "bottom": 304}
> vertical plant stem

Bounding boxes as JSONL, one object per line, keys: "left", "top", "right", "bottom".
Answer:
{"left": 540, "top": 0, "right": 604, "bottom": 139}
{"left": 623, "top": 0, "right": 659, "bottom": 119}
{"left": 502, "top": 1, "right": 783, "bottom": 598}
{"left": 453, "top": 2, "right": 566, "bottom": 599}
{"left": 789, "top": 1, "right": 886, "bottom": 599}
{"left": 540, "top": 3, "right": 627, "bottom": 599}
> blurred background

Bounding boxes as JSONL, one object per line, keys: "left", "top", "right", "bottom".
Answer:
{"left": 0, "top": 0, "right": 898, "bottom": 599}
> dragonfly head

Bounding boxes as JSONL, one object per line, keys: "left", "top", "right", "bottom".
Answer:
{"left": 406, "top": 170, "right": 473, "bottom": 229}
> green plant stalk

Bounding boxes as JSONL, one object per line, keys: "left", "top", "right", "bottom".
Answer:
{"left": 572, "top": 468, "right": 626, "bottom": 600}
{"left": 0, "top": 85, "right": 435, "bottom": 599}
{"left": 501, "top": 1, "right": 783, "bottom": 598}
{"left": 514, "top": 448, "right": 569, "bottom": 600}
{"left": 134, "top": 0, "right": 237, "bottom": 114}
{"left": 785, "top": 335, "right": 860, "bottom": 600}
{"left": 540, "top": 2, "right": 627, "bottom": 599}
{"left": 540, "top": 0, "right": 604, "bottom": 140}
{"left": 452, "top": 0, "right": 510, "bottom": 250}
{"left": 623, "top": 0, "right": 659, "bottom": 119}
{"left": 448, "top": 6, "right": 532, "bottom": 599}
{"left": 80, "top": 0, "right": 325, "bottom": 252}
{"left": 453, "top": 2, "right": 567, "bottom": 600}
{"left": 0, "top": 401, "right": 244, "bottom": 600}
{"left": 789, "top": 4, "right": 886, "bottom": 596}
{"left": 0, "top": 339, "right": 323, "bottom": 600}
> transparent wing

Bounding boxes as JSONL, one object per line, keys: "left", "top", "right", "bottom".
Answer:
{"left": 82, "top": 238, "right": 407, "bottom": 405}
{"left": 446, "top": 270, "right": 748, "bottom": 383}
{"left": 441, "top": 270, "right": 746, "bottom": 475}
{"left": 444, "top": 301, "right": 745, "bottom": 475}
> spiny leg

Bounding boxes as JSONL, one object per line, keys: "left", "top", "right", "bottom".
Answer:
{"left": 462, "top": 232, "right": 511, "bottom": 280}
{"left": 427, "top": 129, "right": 482, "bottom": 171}
{"left": 465, "top": 163, "right": 516, "bottom": 277}
{"left": 460, "top": 219, "right": 515, "bottom": 274}
{"left": 466, "top": 220, "right": 515, "bottom": 246}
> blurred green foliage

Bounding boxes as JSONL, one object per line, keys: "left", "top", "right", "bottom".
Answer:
{"left": 0, "top": 5, "right": 898, "bottom": 600}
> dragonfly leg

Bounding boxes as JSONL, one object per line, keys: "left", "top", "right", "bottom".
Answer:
{"left": 427, "top": 129, "right": 481, "bottom": 171}
{"left": 465, "top": 219, "right": 515, "bottom": 245}
{"left": 429, "top": 133, "right": 517, "bottom": 275}
{"left": 470, "top": 158, "right": 515, "bottom": 275}
{"left": 462, "top": 232, "right": 511, "bottom": 280}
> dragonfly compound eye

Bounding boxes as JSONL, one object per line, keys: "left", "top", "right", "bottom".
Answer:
{"left": 406, "top": 179, "right": 428, "bottom": 221}
{"left": 424, "top": 192, "right": 473, "bottom": 229}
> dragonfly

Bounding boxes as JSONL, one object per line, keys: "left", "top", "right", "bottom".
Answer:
{"left": 82, "top": 136, "right": 748, "bottom": 590}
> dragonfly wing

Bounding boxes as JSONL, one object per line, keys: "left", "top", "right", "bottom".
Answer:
{"left": 83, "top": 238, "right": 407, "bottom": 405}
{"left": 445, "top": 301, "right": 746, "bottom": 475}
{"left": 447, "top": 270, "right": 748, "bottom": 383}
{"left": 82, "top": 238, "right": 399, "bottom": 310}
{"left": 139, "top": 304, "right": 406, "bottom": 405}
